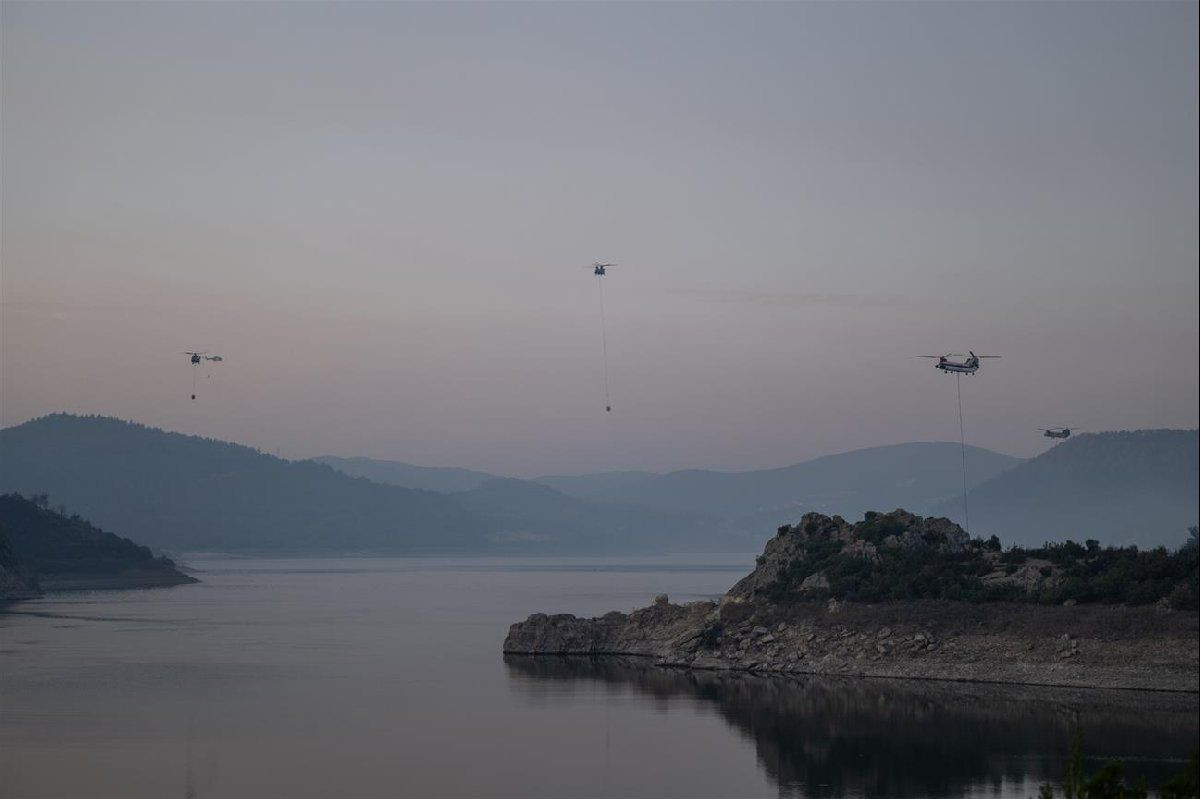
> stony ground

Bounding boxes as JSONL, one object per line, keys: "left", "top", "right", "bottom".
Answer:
{"left": 505, "top": 597, "right": 1199, "bottom": 692}
{"left": 506, "top": 510, "right": 1199, "bottom": 692}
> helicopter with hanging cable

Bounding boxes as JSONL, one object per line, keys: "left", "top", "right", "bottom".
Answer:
{"left": 916, "top": 351, "right": 1000, "bottom": 375}
{"left": 183, "top": 351, "right": 223, "bottom": 366}
{"left": 581, "top": 263, "right": 617, "bottom": 411}
{"left": 183, "top": 351, "right": 223, "bottom": 400}
{"left": 915, "top": 349, "right": 1001, "bottom": 537}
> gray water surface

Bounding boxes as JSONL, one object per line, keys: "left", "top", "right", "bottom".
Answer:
{"left": 1, "top": 556, "right": 1195, "bottom": 799}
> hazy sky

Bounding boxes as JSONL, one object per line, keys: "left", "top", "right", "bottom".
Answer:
{"left": 2, "top": 1, "right": 1197, "bottom": 475}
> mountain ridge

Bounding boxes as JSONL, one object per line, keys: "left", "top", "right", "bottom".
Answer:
{"left": 560, "top": 442, "right": 1023, "bottom": 528}
{"left": 936, "top": 429, "right": 1199, "bottom": 548}
{"left": 5, "top": 414, "right": 1194, "bottom": 553}
{"left": 0, "top": 414, "right": 493, "bottom": 554}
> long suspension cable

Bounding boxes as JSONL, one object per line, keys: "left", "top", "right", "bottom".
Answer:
{"left": 956, "top": 373, "right": 970, "bottom": 535}
{"left": 597, "top": 274, "right": 612, "bottom": 412}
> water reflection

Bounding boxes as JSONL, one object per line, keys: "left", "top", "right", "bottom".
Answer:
{"left": 505, "top": 655, "right": 1198, "bottom": 798}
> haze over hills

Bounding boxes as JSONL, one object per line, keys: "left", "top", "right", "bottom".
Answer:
{"left": 533, "top": 471, "right": 663, "bottom": 500}
{"left": 310, "top": 460, "right": 746, "bottom": 551}
{"left": 312, "top": 456, "right": 497, "bottom": 493}
{"left": 0, "top": 415, "right": 734, "bottom": 554}
{"left": 314, "top": 444, "right": 1026, "bottom": 546}
{"left": 448, "top": 478, "right": 740, "bottom": 552}
{"left": 934, "top": 430, "right": 1199, "bottom": 549}
{"left": 311, "top": 457, "right": 664, "bottom": 500}
{"left": 545, "top": 443, "right": 1024, "bottom": 531}
{"left": 316, "top": 444, "right": 1021, "bottom": 529}
{"left": 4, "top": 415, "right": 1195, "bottom": 555}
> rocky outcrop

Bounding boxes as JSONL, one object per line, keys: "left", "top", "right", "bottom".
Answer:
{"left": 504, "top": 599, "right": 713, "bottom": 658}
{"left": 725, "top": 510, "right": 997, "bottom": 604}
{"left": 504, "top": 510, "right": 1200, "bottom": 692}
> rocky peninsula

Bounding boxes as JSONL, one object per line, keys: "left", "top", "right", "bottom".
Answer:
{"left": 505, "top": 510, "right": 1199, "bottom": 692}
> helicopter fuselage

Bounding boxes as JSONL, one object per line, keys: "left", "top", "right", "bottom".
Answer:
{"left": 934, "top": 359, "right": 980, "bottom": 374}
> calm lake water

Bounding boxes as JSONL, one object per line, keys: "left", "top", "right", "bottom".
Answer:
{"left": 1, "top": 556, "right": 1196, "bottom": 799}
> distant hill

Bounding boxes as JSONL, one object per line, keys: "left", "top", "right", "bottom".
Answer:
{"left": 560, "top": 443, "right": 1024, "bottom": 530}
{"left": 452, "top": 478, "right": 609, "bottom": 546}
{"left": 312, "top": 456, "right": 497, "bottom": 493}
{"left": 934, "top": 430, "right": 1199, "bottom": 548}
{"left": 327, "top": 446, "right": 1025, "bottom": 546}
{"left": 0, "top": 493, "right": 195, "bottom": 591}
{"left": 310, "top": 460, "right": 733, "bottom": 552}
{"left": 533, "top": 471, "right": 662, "bottom": 500}
{"left": 311, "top": 457, "right": 664, "bottom": 503}
{"left": 0, "top": 415, "right": 495, "bottom": 554}
{"left": 449, "top": 478, "right": 747, "bottom": 552}
{"left": 13, "top": 415, "right": 1188, "bottom": 556}
{"left": 0, "top": 414, "right": 743, "bottom": 554}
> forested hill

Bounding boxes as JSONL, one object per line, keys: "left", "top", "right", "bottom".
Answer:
{"left": 312, "top": 456, "right": 497, "bottom": 493}
{"left": 933, "top": 429, "right": 1199, "bottom": 548}
{"left": 0, "top": 414, "right": 726, "bottom": 554}
{"left": 5, "top": 415, "right": 1194, "bottom": 555}
{"left": 0, "top": 493, "right": 194, "bottom": 590}
{"left": 1, "top": 523, "right": 39, "bottom": 599}
{"left": 0, "top": 414, "right": 493, "bottom": 553}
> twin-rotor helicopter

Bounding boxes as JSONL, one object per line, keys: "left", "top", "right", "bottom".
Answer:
{"left": 918, "top": 351, "right": 1001, "bottom": 375}
{"left": 583, "top": 263, "right": 616, "bottom": 410}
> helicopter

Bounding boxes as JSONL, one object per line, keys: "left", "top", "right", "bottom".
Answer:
{"left": 581, "top": 263, "right": 617, "bottom": 410}
{"left": 183, "top": 351, "right": 223, "bottom": 399}
{"left": 917, "top": 351, "right": 1000, "bottom": 375}
{"left": 1040, "top": 427, "right": 1078, "bottom": 440}
{"left": 183, "top": 351, "right": 223, "bottom": 366}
